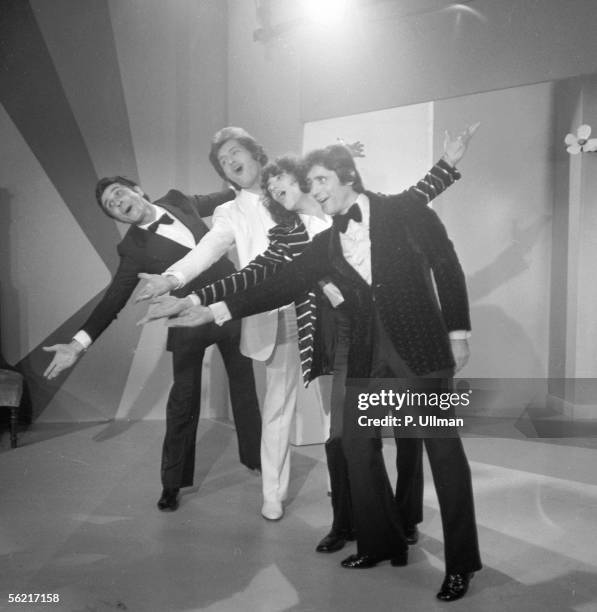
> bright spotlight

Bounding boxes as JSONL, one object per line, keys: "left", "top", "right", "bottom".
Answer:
{"left": 301, "top": 0, "right": 351, "bottom": 26}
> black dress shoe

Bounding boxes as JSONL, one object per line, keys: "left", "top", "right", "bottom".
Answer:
{"left": 316, "top": 530, "right": 355, "bottom": 553}
{"left": 157, "top": 488, "right": 179, "bottom": 511}
{"left": 436, "top": 572, "right": 474, "bottom": 602}
{"left": 405, "top": 525, "right": 419, "bottom": 545}
{"left": 341, "top": 550, "right": 407, "bottom": 569}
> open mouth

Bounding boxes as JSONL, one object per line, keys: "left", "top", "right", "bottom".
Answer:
{"left": 231, "top": 163, "right": 244, "bottom": 175}
{"left": 124, "top": 204, "right": 132, "bottom": 215}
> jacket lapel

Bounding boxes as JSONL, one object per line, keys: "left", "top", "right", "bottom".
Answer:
{"left": 126, "top": 225, "right": 150, "bottom": 249}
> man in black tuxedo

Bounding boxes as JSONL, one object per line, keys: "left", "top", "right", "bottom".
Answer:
{"left": 164, "top": 142, "right": 482, "bottom": 601}
{"left": 43, "top": 176, "right": 261, "bottom": 511}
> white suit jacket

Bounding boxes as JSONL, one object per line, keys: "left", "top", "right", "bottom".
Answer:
{"left": 165, "top": 189, "right": 281, "bottom": 361}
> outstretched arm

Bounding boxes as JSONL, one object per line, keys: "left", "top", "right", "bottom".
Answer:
{"left": 43, "top": 252, "right": 141, "bottom": 379}
{"left": 135, "top": 204, "right": 236, "bottom": 302}
{"left": 167, "top": 231, "right": 331, "bottom": 328}
{"left": 195, "top": 226, "right": 302, "bottom": 306}
{"left": 139, "top": 223, "right": 309, "bottom": 324}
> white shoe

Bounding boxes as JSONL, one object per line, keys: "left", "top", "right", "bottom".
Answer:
{"left": 261, "top": 500, "right": 284, "bottom": 521}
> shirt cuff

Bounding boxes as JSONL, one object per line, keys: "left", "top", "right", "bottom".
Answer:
{"left": 448, "top": 330, "right": 471, "bottom": 340}
{"left": 209, "top": 302, "right": 232, "bottom": 326}
{"left": 162, "top": 270, "right": 185, "bottom": 290}
{"left": 73, "top": 330, "right": 92, "bottom": 349}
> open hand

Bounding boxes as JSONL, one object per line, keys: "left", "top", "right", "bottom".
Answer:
{"left": 338, "top": 139, "right": 365, "bottom": 158}
{"left": 166, "top": 305, "right": 215, "bottom": 328}
{"left": 442, "top": 122, "right": 480, "bottom": 167}
{"left": 134, "top": 273, "right": 178, "bottom": 302}
{"left": 137, "top": 295, "right": 193, "bottom": 325}
{"left": 42, "top": 341, "right": 84, "bottom": 379}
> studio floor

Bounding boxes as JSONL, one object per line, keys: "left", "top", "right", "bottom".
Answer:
{"left": 1, "top": 418, "right": 596, "bottom": 612}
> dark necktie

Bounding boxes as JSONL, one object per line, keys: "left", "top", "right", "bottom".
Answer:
{"left": 147, "top": 213, "right": 174, "bottom": 233}
{"left": 332, "top": 203, "right": 362, "bottom": 233}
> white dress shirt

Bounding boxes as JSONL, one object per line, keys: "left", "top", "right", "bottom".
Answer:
{"left": 142, "top": 204, "right": 196, "bottom": 250}
{"left": 339, "top": 193, "right": 373, "bottom": 285}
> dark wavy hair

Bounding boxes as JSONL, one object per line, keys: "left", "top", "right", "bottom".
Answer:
{"left": 95, "top": 176, "right": 150, "bottom": 215}
{"left": 260, "top": 155, "right": 309, "bottom": 226}
{"left": 303, "top": 144, "right": 365, "bottom": 193}
{"left": 208, "top": 127, "right": 268, "bottom": 190}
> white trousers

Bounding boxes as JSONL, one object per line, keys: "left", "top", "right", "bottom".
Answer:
{"left": 261, "top": 308, "right": 300, "bottom": 503}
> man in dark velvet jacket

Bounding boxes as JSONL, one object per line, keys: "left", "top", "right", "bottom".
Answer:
{"left": 164, "top": 143, "right": 482, "bottom": 602}
{"left": 43, "top": 177, "right": 261, "bottom": 511}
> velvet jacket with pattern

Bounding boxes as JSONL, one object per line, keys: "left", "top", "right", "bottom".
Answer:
{"left": 223, "top": 186, "right": 470, "bottom": 378}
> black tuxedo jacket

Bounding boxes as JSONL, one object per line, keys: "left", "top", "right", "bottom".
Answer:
{"left": 224, "top": 189, "right": 470, "bottom": 377}
{"left": 81, "top": 188, "right": 235, "bottom": 352}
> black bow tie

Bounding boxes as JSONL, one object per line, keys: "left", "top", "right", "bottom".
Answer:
{"left": 333, "top": 203, "right": 362, "bottom": 233}
{"left": 147, "top": 213, "right": 174, "bottom": 233}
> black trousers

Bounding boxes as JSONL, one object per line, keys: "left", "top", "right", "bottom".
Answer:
{"left": 342, "top": 312, "right": 482, "bottom": 573}
{"left": 325, "top": 308, "right": 424, "bottom": 538}
{"left": 161, "top": 319, "right": 261, "bottom": 489}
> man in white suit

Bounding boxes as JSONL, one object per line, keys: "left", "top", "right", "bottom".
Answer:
{"left": 136, "top": 127, "right": 300, "bottom": 521}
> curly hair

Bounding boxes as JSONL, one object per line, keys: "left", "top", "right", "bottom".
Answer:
{"left": 208, "top": 127, "right": 268, "bottom": 189}
{"left": 260, "top": 155, "right": 308, "bottom": 227}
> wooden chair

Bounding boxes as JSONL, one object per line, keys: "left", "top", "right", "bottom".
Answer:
{"left": 0, "top": 369, "right": 24, "bottom": 448}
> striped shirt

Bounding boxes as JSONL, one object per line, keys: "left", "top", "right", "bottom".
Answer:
{"left": 196, "top": 220, "right": 319, "bottom": 384}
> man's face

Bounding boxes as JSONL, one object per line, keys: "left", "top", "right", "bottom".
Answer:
{"left": 267, "top": 172, "right": 302, "bottom": 211}
{"left": 100, "top": 183, "right": 152, "bottom": 225}
{"left": 306, "top": 164, "right": 355, "bottom": 216}
{"left": 217, "top": 139, "right": 262, "bottom": 190}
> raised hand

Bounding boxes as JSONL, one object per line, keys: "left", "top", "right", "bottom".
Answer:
{"left": 442, "top": 122, "right": 480, "bottom": 167}
{"left": 42, "top": 341, "right": 84, "bottom": 379}
{"left": 137, "top": 295, "right": 193, "bottom": 325}
{"left": 166, "top": 305, "right": 215, "bottom": 328}
{"left": 338, "top": 138, "right": 366, "bottom": 158}
{"left": 134, "top": 273, "right": 178, "bottom": 303}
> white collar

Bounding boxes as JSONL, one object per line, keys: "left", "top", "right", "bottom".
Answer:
{"left": 138, "top": 203, "right": 166, "bottom": 230}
